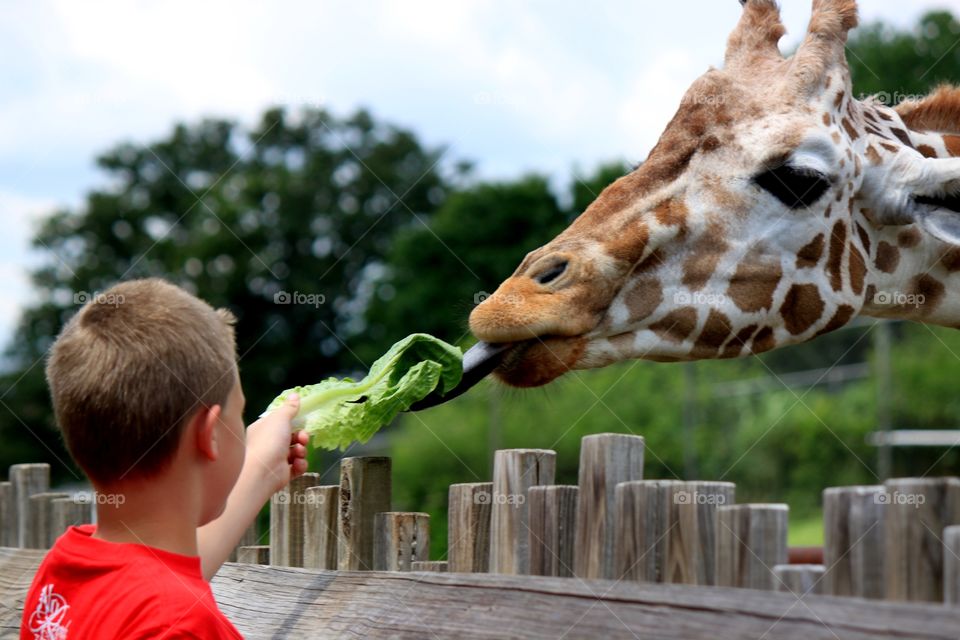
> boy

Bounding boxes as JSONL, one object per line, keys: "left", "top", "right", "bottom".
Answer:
{"left": 21, "top": 278, "right": 310, "bottom": 638}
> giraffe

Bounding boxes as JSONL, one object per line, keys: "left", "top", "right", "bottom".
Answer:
{"left": 466, "top": 0, "right": 960, "bottom": 389}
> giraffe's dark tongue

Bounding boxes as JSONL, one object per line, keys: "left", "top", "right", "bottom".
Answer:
{"left": 405, "top": 341, "right": 513, "bottom": 411}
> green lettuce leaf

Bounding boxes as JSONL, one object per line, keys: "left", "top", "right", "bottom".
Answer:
{"left": 261, "top": 334, "right": 463, "bottom": 450}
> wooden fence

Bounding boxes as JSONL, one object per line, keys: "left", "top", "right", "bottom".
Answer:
{"left": 2, "top": 433, "right": 960, "bottom": 638}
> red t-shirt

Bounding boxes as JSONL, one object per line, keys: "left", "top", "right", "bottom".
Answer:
{"left": 20, "top": 524, "right": 243, "bottom": 639}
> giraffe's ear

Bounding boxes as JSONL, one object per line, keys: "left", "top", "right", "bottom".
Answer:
{"left": 865, "top": 155, "right": 960, "bottom": 245}
{"left": 791, "top": 0, "right": 859, "bottom": 94}
{"left": 724, "top": 0, "right": 786, "bottom": 70}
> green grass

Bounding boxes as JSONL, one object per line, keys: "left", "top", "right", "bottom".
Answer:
{"left": 788, "top": 513, "right": 824, "bottom": 547}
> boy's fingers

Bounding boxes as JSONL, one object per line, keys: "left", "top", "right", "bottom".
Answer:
{"left": 274, "top": 393, "right": 300, "bottom": 419}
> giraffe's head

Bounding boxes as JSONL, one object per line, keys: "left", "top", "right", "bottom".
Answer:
{"left": 469, "top": 0, "right": 960, "bottom": 387}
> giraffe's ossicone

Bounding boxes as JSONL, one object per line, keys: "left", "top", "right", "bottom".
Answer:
{"left": 469, "top": 0, "right": 960, "bottom": 387}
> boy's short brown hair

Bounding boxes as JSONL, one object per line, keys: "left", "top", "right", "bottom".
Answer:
{"left": 46, "top": 278, "right": 238, "bottom": 485}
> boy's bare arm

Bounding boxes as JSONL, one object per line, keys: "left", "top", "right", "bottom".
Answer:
{"left": 197, "top": 395, "right": 308, "bottom": 581}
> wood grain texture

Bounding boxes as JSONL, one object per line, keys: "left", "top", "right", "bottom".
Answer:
{"left": 489, "top": 449, "right": 556, "bottom": 575}
{"left": 26, "top": 492, "right": 69, "bottom": 549}
{"left": 5, "top": 548, "right": 960, "bottom": 639}
{"left": 338, "top": 457, "right": 392, "bottom": 571}
{"left": 718, "top": 504, "right": 788, "bottom": 590}
{"left": 945, "top": 525, "right": 960, "bottom": 605}
{"left": 411, "top": 561, "right": 447, "bottom": 572}
{"left": 823, "top": 486, "right": 885, "bottom": 599}
{"left": 10, "top": 464, "right": 48, "bottom": 549}
{"left": 614, "top": 480, "right": 680, "bottom": 583}
{"left": 527, "top": 485, "right": 578, "bottom": 577}
{"left": 884, "top": 478, "right": 960, "bottom": 602}
{"left": 237, "top": 545, "right": 270, "bottom": 565}
{"left": 774, "top": 564, "right": 825, "bottom": 597}
{"left": 373, "top": 512, "right": 430, "bottom": 571}
{"left": 448, "top": 483, "right": 492, "bottom": 573}
{"left": 49, "top": 496, "right": 91, "bottom": 546}
{"left": 574, "top": 434, "right": 645, "bottom": 580}
{"left": 304, "top": 486, "right": 339, "bottom": 570}
{"left": 667, "top": 481, "right": 735, "bottom": 586}
{"left": 0, "top": 482, "right": 13, "bottom": 548}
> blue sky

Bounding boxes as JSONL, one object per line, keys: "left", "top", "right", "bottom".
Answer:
{"left": 1, "top": 0, "right": 957, "bottom": 352}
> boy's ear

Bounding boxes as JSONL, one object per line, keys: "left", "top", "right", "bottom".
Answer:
{"left": 193, "top": 404, "right": 223, "bottom": 461}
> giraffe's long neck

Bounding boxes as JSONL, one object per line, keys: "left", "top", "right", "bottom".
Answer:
{"left": 859, "top": 128, "right": 960, "bottom": 328}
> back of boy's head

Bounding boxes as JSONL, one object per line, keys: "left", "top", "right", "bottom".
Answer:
{"left": 46, "top": 278, "right": 238, "bottom": 486}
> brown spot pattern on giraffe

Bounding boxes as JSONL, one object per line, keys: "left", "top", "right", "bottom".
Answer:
{"left": 898, "top": 228, "right": 921, "bottom": 248}
{"left": 855, "top": 223, "right": 871, "bottom": 254}
{"left": 849, "top": 244, "right": 866, "bottom": 295}
{"left": 841, "top": 118, "right": 859, "bottom": 140}
{"left": 940, "top": 248, "right": 960, "bottom": 272}
{"left": 691, "top": 309, "right": 733, "bottom": 359}
{"left": 945, "top": 135, "right": 960, "bottom": 157}
{"left": 816, "top": 305, "right": 856, "bottom": 337}
{"left": 796, "top": 234, "right": 825, "bottom": 269}
{"left": 874, "top": 242, "right": 900, "bottom": 273}
{"left": 780, "top": 284, "right": 826, "bottom": 335}
{"left": 624, "top": 277, "right": 664, "bottom": 323}
{"left": 650, "top": 307, "right": 699, "bottom": 343}
{"left": 727, "top": 252, "right": 783, "bottom": 312}
{"left": 910, "top": 275, "right": 945, "bottom": 316}
{"left": 682, "top": 225, "right": 728, "bottom": 291}
{"left": 865, "top": 146, "right": 882, "bottom": 165}
{"left": 918, "top": 144, "right": 938, "bottom": 158}
{"left": 751, "top": 327, "right": 776, "bottom": 354}
{"left": 720, "top": 324, "right": 759, "bottom": 359}
{"left": 827, "top": 221, "right": 847, "bottom": 292}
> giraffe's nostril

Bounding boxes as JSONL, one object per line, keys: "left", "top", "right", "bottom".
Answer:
{"left": 534, "top": 260, "right": 568, "bottom": 285}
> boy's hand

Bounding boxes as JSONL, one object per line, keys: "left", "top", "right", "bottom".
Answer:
{"left": 244, "top": 394, "right": 310, "bottom": 494}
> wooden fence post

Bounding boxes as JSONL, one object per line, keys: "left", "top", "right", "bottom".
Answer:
{"left": 271, "top": 472, "right": 321, "bottom": 567}
{"left": 667, "top": 481, "right": 735, "bottom": 586}
{"left": 944, "top": 525, "right": 960, "bottom": 605}
{"left": 528, "top": 485, "right": 578, "bottom": 577}
{"left": 27, "top": 492, "right": 69, "bottom": 549}
{"left": 884, "top": 478, "right": 960, "bottom": 602}
{"left": 237, "top": 545, "right": 270, "bottom": 565}
{"left": 338, "top": 457, "right": 392, "bottom": 571}
{"left": 0, "top": 482, "right": 13, "bottom": 547}
{"left": 614, "top": 480, "right": 681, "bottom": 583}
{"left": 774, "top": 564, "right": 825, "bottom": 597}
{"left": 11, "top": 464, "right": 49, "bottom": 548}
{"left": 374, "top": 512, "right": 430, "bottom": 571}
{"left": 448, "top": 482, "right": 492, "bottom": 573}
{"left": 50, "top": 496, "right": 92, "bottom": 543}
{"left": 304, "top": 486, "right": 339, "bottom": 570}
{"left": 229, "top": 521, "right": 260, "bottom": 563}
{"left": 717, "top": 504, "right": 788, "bottom": 590}
{"left": 574, "top": 434, "right": 645, "bottom": 580}
{"left": 823, "top": 485, "right": 886, "bottom": 598}
{"left": 489, "top": 449, "right": 556, "bottom": 575}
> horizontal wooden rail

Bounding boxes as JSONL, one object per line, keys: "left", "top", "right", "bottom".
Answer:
{"left": 3, "top": 548, "right": 960, "bottom": 639}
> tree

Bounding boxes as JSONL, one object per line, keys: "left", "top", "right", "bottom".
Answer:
{"left": 1, "top": 107, "right": 451, "bottom": 480}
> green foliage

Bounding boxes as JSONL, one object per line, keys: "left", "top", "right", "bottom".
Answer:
{"left": 1, "top": 107, "right": 450, "bottom": 480}
{"left": 848, "top": 11, "right": 960, "bottom": 101}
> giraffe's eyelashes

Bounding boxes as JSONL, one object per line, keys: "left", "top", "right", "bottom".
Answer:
{"left": 753, "top": 164, "right": 832, "bottom": 210}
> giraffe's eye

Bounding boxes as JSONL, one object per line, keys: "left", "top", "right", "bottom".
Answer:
{"left": 754, "top": 165, "right": 831, "bottom": 209}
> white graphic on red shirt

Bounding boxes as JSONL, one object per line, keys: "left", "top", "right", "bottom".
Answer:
{"left": 28, "top": 583, "right": 70, "bottom": 640}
